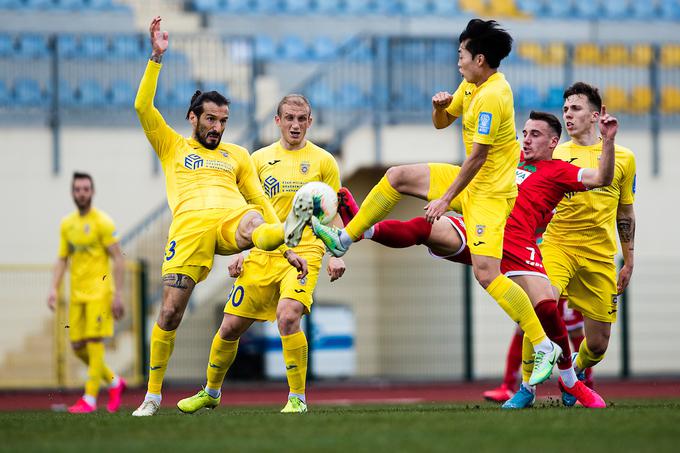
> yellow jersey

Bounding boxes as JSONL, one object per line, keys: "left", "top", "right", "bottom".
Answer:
{"left": 58, "top": 208, "right": 118, "bottom": 303}
{"left": 135, "top": 60, "right": 268, "bottom": 218}
{"left": 252, "top": 140, "right": 341, "bottom": 255}
{"left": 446, "top": 72, "right": 520, "bottom": 198}
{"left": 543, "top": 140, "right": 636, "bottom": 261}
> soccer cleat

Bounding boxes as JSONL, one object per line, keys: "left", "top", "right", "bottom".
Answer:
{"left": 107, "top": 378, "right": 126, "bottom": 413}
{"left": 285, "top": 190, "right": 314, "bottom": 247}
{"left": 482, "top": 383, "right": 515, "bottom": 403}
{"left": 501, "top": 385, "right": 535, "bottom": 409}
{"left": 558, "top": 377, "right": 606, "bottom": 408}
{"left": 528, "top": 341, "right": 562, "bottom": 386}
{"left": 280, "top": 396, "right": 308, "bottom": 414}
{"left": 562, "top": 352, "right": 587, "bottom": 407}
{"left": 68, "top": 397, "right": 96, "bottom": 414}
{"left": 337, "top": 187, "right": 359, "bottom": 225}
{"left": 177, "top": 389, "right": 221, "bottom": 414}
{"left": 132, "top": 399, "right": 160, "bottom": 417}
{"left": 311, "top": 217, "right": 348, "bottom": 257}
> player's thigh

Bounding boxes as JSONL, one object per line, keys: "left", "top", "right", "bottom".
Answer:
{"left": 462, "top": 194, "right": 512, "bottom": 259}
{"left": 426, "top": 163, "right": 464, "bottom": 212}
{"left": 509, "top": 274, "right": 554, "bottom": 306}
{"left": 83, "top": 296, "right": 114, "bottom": 340}
{"left": 426, "top": 216, "right": 465, "bottom": 256}
{"left": 567, "top": 259, "right": 618, "bottom": 324}
{"left": 217, "top": 205, "right": 263, "bottom": 255}
{"left": 540, "top": 241, "right": 578, "bottom": 295}
{"left": 279, "top": 254, "right": 322, "bottom": 315}
{"left": 224, "top": 252, "right": 280, "bottom": 322}
{"left": 384, "top": 163, "right": 432, "bottom": 200}
{"left": 68, "top": 303, "right": 87, "bottom": 343}
{"left": 162, "top": 212, "right": 221, "bottom": 284}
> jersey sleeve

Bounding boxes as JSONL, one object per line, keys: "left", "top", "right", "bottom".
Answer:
{"left": 134, "top": 60, "right": 182, "bottom": 162}
{"left": 236, "top": 148, "right": 266, "bottom": 201}
{"left": 619, "top": 151, "right": 637, "bottom": 205}
{"left": 98, "top": 212, "right": 120, "bottom": 249}
{"left": 471, "top": 91, "right": 503, "bottom": 146}
{"left": 321, "top": 153, "right": 341, "bottom": 192}
{"left": 58, "top": 220, "right": 70, "bottom": 258}
{"left": 559, "top": 161, "right": 587, "bottom": 192}
{"left": 445, "top": 81, "right": 465, "bottom": 117}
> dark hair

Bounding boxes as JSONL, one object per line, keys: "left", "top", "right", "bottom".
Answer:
{"left": 72, "top": 171, "right": 94, "bottom": 190}
{"left": 185, "top": 90, "right": 230, "bottom": 120}
{"left": 529, "top": 110, "right": 562, "bottom": 139}
{"left": 459, "top": 19, "right": 513, "bottom": 69}
{"left": 276, "top": 94, "right": 311, "bottom": 117}
{"left": 563, "top": 82, "right": 602, "bottom": 112}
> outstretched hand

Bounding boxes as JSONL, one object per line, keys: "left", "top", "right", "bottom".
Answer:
{"left": 149, "top": 16, "right": 168, "bottom": 57}
{"left": 599, "top": 105, "right": 618, "bottom": 141}
{"left": 424, "top": 198, "right": 449, "bottom": 223}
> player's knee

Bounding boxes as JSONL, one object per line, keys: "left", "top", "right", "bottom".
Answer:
{"left": 385, "top": 166, "right": 408, "bottom": 191}
{"left": 587, "top": 335, "right": 610, "bottom": 356}
{"left": 473, "top": 267, "right": 496, "bottom": 288}
{"left": 217, "top": 323, "right": 241, "bottom": 341}
{"left": 276, "top": 309, "right": 301, "bottom": 336}
{"left": 158, "top": 305, "right": 184, "bottom": 330}
{"left": 239, "top": 212, "right": 265, "bottom": 239}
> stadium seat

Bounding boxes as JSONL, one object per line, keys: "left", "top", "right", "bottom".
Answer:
{"left": 0, "top": 0, "right": 22, "bottom": 9}
{"left": 392, "top": 82, "right": 426, "bottom": 111}
{"left": 661, "top": 44, "right": 680, "bottom": 67}
{"left": 80, "top": 35, "right": 108, "bottom": 58}
{"left": 202, "top": 81, "right": 229, "bottom": 97}
{"left": 111, "top": 34, "right": 142, "bottom": 59}
{"left": 602, "top": 44, "right": 630, "bottom": 65}
{"left": 515, "top": 0, "right": 545, "bottom": 16}
{"left": 304, "top": 81, "right": 334, "bottom": 108}
{"left": 56, "top": 34, "right": 79, "bottom": 59}
{"left": 401, "top": 0, "right": 431, "bottom": 15}
{"left": 573, "top": 0, "right": 601, "bottom": 19}
{"left": 458, "top": 0, "right": 486, "bottom": 15}
{"left": 602, "top": 85, "right": 629, "bottom": 112}
{"left": 0, "top": 80, "right": 10, "bottom": 106}
{"left": 514, "top": 85, "right": 543, "bottom": 110}
{"left": 661, "top": 85, "right": 680, "bottom": 113}
{"left": 629, "top": 85, "right": 653, "bottom": 114}
{"left": 224, "top": 0, "right": 252, "bottom": 13}
{"left": 193, "top": 0, "right": 223, "bottom": 13}
{"left": 280, "top": 35, "right": 309, "bottom": 60}
{"left": 314, "top": 0, "right": 342, "bottom": 14}
{"left": 630, "top": 44, "right": 653, "bottom": 66}
{"left": 518, "top": 42, "right": 544, "bottom": 63}
{"left": 56, "top": 79, "right": 77, "bottom": 106}
{"left": 78, "top": 79, "right": 105, "bottom": 105}
{"left": 574, "top": 43, "right": 601, "bottom": 65}
{"left": 545, "top": 0, "right": 573, "bottom": 17}
{"left": 0, "top": 34, "right": 14, "bottom": 57}
{"left": 660, "top": 0, "right": 680, "bottom": 19}
{"left": 283, "top": 0, "right": 310, "bottom": 14}
{"left": 345, "top": 0, "right": 375, "bottom": 14}
{"left": 311, "top": 36, "right": 336, "bottom": 60}
{"left": 254, "top": 35, "right": 278, "bottom": 60}
{"left": 89, "top": 0, "right": 115, "bottom": 10}
{"left": 14, "top": 78, "right": 44, "bottom": 105}
{"left": 169, "top": 80, "right": 200, "bottom": 107}
{"left": 17, "top": 34, "right": 49, "bottom": 58}
{"left": 488, "top": 0, "right": 520, "bottom": 16}
{"left": 253, "top": 0, "right": 284, "bottom": 14}
{"left": 431, "top": 0, "right": 460, "bottom": 15}
{"left": 544, "top": 42, "right": 566, "bottom": 64}
{"left": 602, "top": 0, "right": 631, "bottom": 18}
{"left": 109, "top": 80, "right": 135, "bottom": 106}
{"left": 544, "top": 85, "right": 564, "bottom": 110}
{"left": 631, "top": 0, "right": 659, "bottom": 19}
{"left": 335, "top": 83, "right": 368, "bottom": 109}
{"left": 345, "top": 39, "right": 372, "bottom": 61}
{"left": 56, "top": 0, "right": 86, "bottom": 10}
{"left": 24, "top": 0, "right": 53, "bottom": 10}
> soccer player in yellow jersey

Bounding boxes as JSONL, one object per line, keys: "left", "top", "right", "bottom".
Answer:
{"left": 313, "top": 19, "right": 560, "bottom": 383}
{"left": 47, "top": 172, "right": 126, "bottom": 413}
{"left": 132, "top": 17, "right": 314, "bottom": 416}
{"left": 541, "top": 82, "right": 636, "bottom": 406}
{"left": 177, "top": 94, "right": 345, "bottom": 414}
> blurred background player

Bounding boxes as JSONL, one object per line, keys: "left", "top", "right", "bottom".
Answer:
{"left": 132, "top": 17, "right": 312, "bottom": 416}
{"left": 315, "top": 19, "right": 560, "bottom": 384}
{"left": 177, "top": 95, "right": 345, "bottom": 414}
{"left": 540, "top": 82, "right": 636, "bottom": 406}
{"left": 47, "top": 172, "right": 126, "bottom": 414}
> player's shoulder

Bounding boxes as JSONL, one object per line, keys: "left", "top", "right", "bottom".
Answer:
{"left": 218, "top": 142, "right": 250, "bottom": 158}
{"left": 614, "top": 143, "right": 636, "bottom": 159}
{"left": 60, "top": 211, "right": 78, "bottom": 227}
{"left": 90, "top": 208, "right": 116, "bottom": 228}
{"left": 553, "top": 140, "right": 575, "bottom": 155}
{"left": 252, "top": 142, "right": 277, "bottom": 159}
{"left": 307, "top": 141, "right": 335, "bottom": 160}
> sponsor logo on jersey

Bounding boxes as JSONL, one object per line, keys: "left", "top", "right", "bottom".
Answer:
{"left": 268, "top": 159, "right": 281, "bottom": 165}
{"left": 185, "top": 153, "right": 204, "bottom": 170}
{"left": 477, "top": 112, "right": 492, "bottom": 135}
{"left": 515, "top": 168, "right": 532, "bottom": 185}
{"left": 264, "top": 176, "right": 280, "bottom": 198}
{"left": 300, "top": 161, "right": 310, "bottom": 174}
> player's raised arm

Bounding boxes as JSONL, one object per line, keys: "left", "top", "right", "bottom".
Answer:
{"left": 581, "top": 106, "right": 618, "bottom": 188}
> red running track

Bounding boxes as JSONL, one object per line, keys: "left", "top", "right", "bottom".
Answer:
{"left": 1, "top": 379, "right": 679, "bottom": 411}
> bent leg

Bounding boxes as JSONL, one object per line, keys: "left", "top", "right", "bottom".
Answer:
{"left": 235, "top": 210, "right": 285, "bottom": 251}
{"left": 575, "top": 317, "right": 611, "bottom": 372}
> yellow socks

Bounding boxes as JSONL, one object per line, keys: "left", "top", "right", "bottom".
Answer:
{"left": 345, "top": 175, "right": 402, "bottom": 241}
{"left": 521, "top": 333, "right": 534, "bottom": 384}
{"left": 281, "top": 331, "right": 308, "bottom": 396}
{"left": 73, "top": 345, "right": 116, "bottom": 385}
{"left": 206, "top": 334, "right": 239, "bottom": 392}
{"left": 486, "top": 275, "right": 547, "bottom": 347}
{"left": 576, "top": 339, "right": 605, "bottom": 371}
{"left": 251, "top": 223, "right": 285, "bottom": 251}
{"left": 84, "top": 341, "right": 105, "bottom": 399}
{"left": 147, "top": 323, "right": 177, "bottom": 395}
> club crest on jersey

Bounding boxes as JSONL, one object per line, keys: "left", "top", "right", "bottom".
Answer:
{"left": 185, "top": 153, "right": 204, "bottom": 170}
{"left": 221, "top": 151, "right": 229, "bottom": 158}
{"left": 263, "top": 176, "right": 280, "bottom": 198}
{"left": 477, "top": 112, "right": 492, "bottom": 135}
{"left": 300, "top": 161, "right": 310, "bottom": 174}
{"left": 84, "top": 224, "right": 90, "bottom": 234}
{"left": 299, "top": 276, "right": 307, "bottom": 286}
{"left": 476, "top": 224, "right": 485, "bottom": 236}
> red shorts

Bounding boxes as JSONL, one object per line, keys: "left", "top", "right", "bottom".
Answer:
{"left": 430, "top": 216, "right": 472, "bottom": 265}
{"left": 500, "top": 231, "right": 548, "bottom": 279}
{"left": 559, "top": 296, "right": 584, "bottom": 331}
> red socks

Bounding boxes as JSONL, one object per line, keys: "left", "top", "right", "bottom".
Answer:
{"left": 372, "top": 217, "right": 432, "bottom": 248}
{"left": 534, "top": 299, "right": 572, "bottom": 369}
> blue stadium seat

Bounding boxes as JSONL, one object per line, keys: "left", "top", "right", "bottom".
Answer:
{"left": 78, "top": 79, "right": 105, "bottom": 105}
{"left": 392, "top": 82, "right": 426, "bottom": 111}
{"left": 315, "top": 0, "right": 342, "bottom": 14}
{"left": 545, "top": 0, "right": 573, "bottom": 17}
{"left": 0, "top": 80, "right": 10, "bottom": 105}
{"left": 89, "top": 0, "right": 115, "bottom": 9}
{"left": 631, "top": 0, "right": 659, "bottom": 18}
{"left": 56, "top": 0, "right": 86, "bottom": 10}
{"left": 602, "top": 0, "right": 630, "bottom": 18}
{"left": 254, "top": 0, "right": 283, "bottom": 14}
{"left": 202, "top": 81, "right": 229, "bottom": 97}
{"left": 304, "top": 81, "right": 334, "bottom": 108}
{"left": 401, "top": 0, "right": 431, "bottom": 15}
{"left": 255, "top": 35, "right": 278, "bottom": 60}
{"left": 515, "top": 85, "right": 542, "bottom": 111}
{"left": 24, "top": 0, "right": 53, "bottom": 10}
{"left": 170, "top": 80, "right": 200, "bottom": 107}
{"left": 660, "top": 0, "right": 680, "bottom": 19}
{"left": 111, "top": 34, "right": 142, "bottom": 59}
{"left": 109, "top": 80, "right": 135, "bottom": 106}
{"left": 193, "top": 0, "right": 222, "bottom": 12}
{"left": 224, "top": 0, "right": 252, "bottom": 13}
{"left": 0, "top": 0, "right": 22, "bottom": 9}
{"left": 374, "top": 0, "right": 402, "bottom": 15}
{"left": 335, "top": 83, "right": 368, "bottom": 109}
{"left": 431, "top": 0, "right": 460, "bottom": 15}
{"left": 345, "top": 0, "right": 374, "bottom": 14}
{"left": 80, "top": 35, "right": 108, "bottom": 58}
{"left": 280, "top": 35, "right": 309, "bottom": 60}
{"left": 573, "top": 0, "right": 600, "bottom": 18}
{"left": 544, "top": 85, "right": 564, "bottom": 110}
{"left": 0, "top": 34, "right": 14, "bottom": 57}
{"left": 345, "top": 39, "right": 372, "bottom": 61}
{"left": 14, "top": 78, "right": 44, "bottom": 105}
{"left": 17, "top": 34, "right": 49, "bottom": 58}
{"left": 56, "top": 79, "right": 78, "bottom": 106}
{"left": 56, "top": 34, "right": 79, "bottom": 59}
{"left": 515, "top": 0, "right": 545, "bottom": 16}
{"left": 311, "top": 36, "right": 336, "bottom": 60}
{"left": 283, "top": 0, "right": 310, "bottom": 13}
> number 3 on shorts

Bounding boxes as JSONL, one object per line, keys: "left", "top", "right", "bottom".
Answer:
{"left": 165, "top": 240, "right": 177, "bottom": 261}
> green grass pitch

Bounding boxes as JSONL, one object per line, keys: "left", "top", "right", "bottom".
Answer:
{"left": 2, "top": 399, "right": 680, "bottom": 453}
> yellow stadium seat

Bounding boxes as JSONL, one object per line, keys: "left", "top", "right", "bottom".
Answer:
{"left": 661, "top": 44, "right": 680, "bottom": 67}
{"left": 629, "top": 86, "right": 653, "bottom": 114}
{"left": 602, "top": 86, "right": 629, "bottom": 112}
{"left": 574, "top": 43, "right": 601, "bottom": 65}
{"left": 488, "top": 0, "right": 520, "bottom": 17}
{"left": 602, "top": 44, "right": 629, "bottom": 65}
{"left": 518, "top": 42, "right": 543, "bottom": 63}
{"left": 544, "top": 42, "right": 566, "bottom": 64}
{"left": 630, "top": 44, "right": 653, "bottom": 66}
{"left": 458, "top": 0, "right": 488, "bottom": 15}
{"left": 661, "top": 86, "right": 680, "bottom": 113}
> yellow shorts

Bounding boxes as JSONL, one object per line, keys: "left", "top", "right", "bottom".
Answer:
{"left": 69, "top": 298, "right": 114, "bottom": 342}
{"left": 428, "top": 162, "right": 514, "bottom": 258}
{"left": 162, "top": 206, "right": 262, "bottom": 284}
{"left": 540, "top": 240, "right": 618, "bottom": 323}
{"left": 224, "top": 250, "right": 323, "bottom": 322}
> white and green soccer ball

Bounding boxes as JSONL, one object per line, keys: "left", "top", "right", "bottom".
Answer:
{"left": 297, "top": 181, "right": 338, "bottom": 225}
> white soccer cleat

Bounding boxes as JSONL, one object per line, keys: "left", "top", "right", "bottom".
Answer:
{"left": 284, "top": 190, "right": 314, "bottom": 247}
{"left": 132, "top": 399, "right": 160, "bottom": 417}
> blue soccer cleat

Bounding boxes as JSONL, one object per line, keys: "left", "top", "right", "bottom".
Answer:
{"left": 501, "top": 385, "right": 536, "bottom": 409}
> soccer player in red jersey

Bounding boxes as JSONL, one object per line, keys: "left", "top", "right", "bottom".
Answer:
{"left": 328, "top": 110, "right": 618, "bottom": 408}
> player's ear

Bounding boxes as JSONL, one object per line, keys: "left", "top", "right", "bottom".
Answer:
{"left": 274, "top": 115, "right": 281, "bottom": 127}
{"left": 188, "top": 110, "right": 198, "bottom": 127}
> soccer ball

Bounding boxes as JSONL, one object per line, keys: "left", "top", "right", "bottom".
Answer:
{"left": 297, "top": 181, "right": 338, "bottom": 225}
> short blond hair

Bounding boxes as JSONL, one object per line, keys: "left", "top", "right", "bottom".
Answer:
{"left": 276, "top": 94, "right": 311, "bottom": 116}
